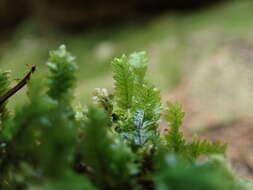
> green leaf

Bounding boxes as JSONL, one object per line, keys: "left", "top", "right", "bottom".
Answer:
{"left": 112, "top": 55, "right": 134, "bottom": 110}
{"left": 164, "top": 102, "right": 186, "bottom": 153}
{"left": 47, "top": 45, "right": 77, "bottom": 104}
{"left": 187, "top": 137, "right": 227, "bottom": 159}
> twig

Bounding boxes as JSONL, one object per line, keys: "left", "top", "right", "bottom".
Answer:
{"left": 0, "top": 64, "right": 36, "bottom": 106}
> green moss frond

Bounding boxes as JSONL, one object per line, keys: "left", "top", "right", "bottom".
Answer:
{"left": 164, "top": 102, "right": 186, "bottom": 153}
{"left": 47, "top": 45, "right": 77, "bottom": 103}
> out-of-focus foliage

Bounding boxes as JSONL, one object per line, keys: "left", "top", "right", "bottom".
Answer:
{"left": 47, "top": 45, "right": 77, "bottom": 104}
{"left": 155, "top": 155, "right": 243, "bottom": 190}
{"left": 0, "top": 46, "right": 250, "bottom": 189}
{"left": 0, "top": 70, "right": 10, "bottom": 121}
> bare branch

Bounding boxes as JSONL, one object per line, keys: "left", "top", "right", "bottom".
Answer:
{"left": 0, "top": 65, "right": 36, "bottom": 106}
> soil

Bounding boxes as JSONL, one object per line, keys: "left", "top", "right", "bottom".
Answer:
{"left": 200, "top": 119, "right": 253, "bottom": 180}
{"left": 162, "top": 81, "right": 253, "bottom": 180}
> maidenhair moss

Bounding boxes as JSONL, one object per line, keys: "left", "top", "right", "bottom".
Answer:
{"left": 0, "top": 45, "right": 250, "bottom": 190}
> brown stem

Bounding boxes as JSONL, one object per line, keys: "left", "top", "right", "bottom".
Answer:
{"left": 0, "top": 65, "right": 36, "bottom": 106}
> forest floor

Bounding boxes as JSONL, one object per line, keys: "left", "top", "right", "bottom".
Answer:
{"left": 201, "top": 119, "right": 253, "bottom": 180}
{"left": 164, "top": 74, "right": 253, "bottom": 179}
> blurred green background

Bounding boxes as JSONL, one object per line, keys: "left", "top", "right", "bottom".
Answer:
{"left": 1, "top": 0, "right": 253, "bottom": 177}
{"left": 0, "top": 0, "right": 253, "bottom": 127}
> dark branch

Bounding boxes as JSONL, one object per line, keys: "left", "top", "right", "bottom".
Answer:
{"left": 0, "top": 65, "right": 36, "bottom": 106}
